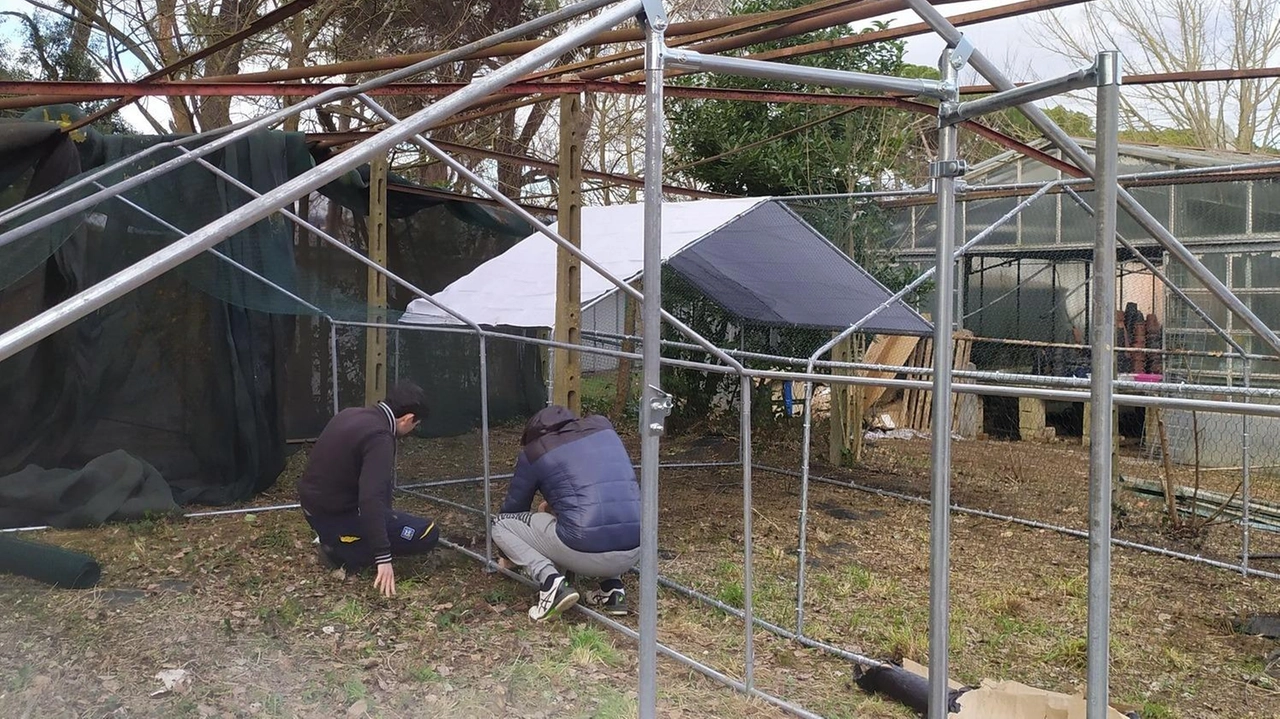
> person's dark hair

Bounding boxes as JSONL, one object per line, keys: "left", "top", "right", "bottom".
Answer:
{"left": 384, "top": 381, "right": 428, "bottom": 421}
{"left": 520, "top": 405, "right": 578, "bottom": 446}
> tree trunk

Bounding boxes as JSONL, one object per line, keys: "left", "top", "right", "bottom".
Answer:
{"left": 152, "top": 0, "right": 196, "bottom": 133}
{"left": 282, "top": 13, "right": 309, "bottom": 133}
{"left": 196, "top": 0, "right": 260, "bottom": 131}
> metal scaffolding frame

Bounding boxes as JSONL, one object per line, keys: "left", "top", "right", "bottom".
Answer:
{"left": 5, "top": 1, "right": 1280, "bottom": 718}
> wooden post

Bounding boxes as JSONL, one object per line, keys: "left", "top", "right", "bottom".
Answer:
{"left": 553, "top": 92, "right": 583, "bottom": 414}
{"left": 296, "top": 195, "right": 312, "bottom": 246}
{"left": 612, "top": 281, "right": 640, "bottom": 418}
{"left": 829, "top": 213, "right": 865, "bottom": 466}
{"left": 829, "top": 335, "right": 864, "bottom": 466}
{"left": 829, "top": 339, "right": 849, "bottom": 466}
{"left": 1018, "top": 397, "right": 1046, "bottom": 441}
{"left": 364, "top": 155, "right": 389, "bottom": 406}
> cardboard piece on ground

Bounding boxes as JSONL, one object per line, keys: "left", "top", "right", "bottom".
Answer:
{"left": 902, "top": 659, "right": 1129, "bottom": 718}
{"left": 956, "top": 680, "right": 1129, "bottom": 719}
{"left": 860, "top": 334, "right": 920, "bottom": 410}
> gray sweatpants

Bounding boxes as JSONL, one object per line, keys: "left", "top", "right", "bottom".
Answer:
{"left": 491, "top": 512, "right": 639, "bottom": 585}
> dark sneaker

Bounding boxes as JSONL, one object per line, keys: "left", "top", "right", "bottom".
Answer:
{"left": 529, "top": 574, "right": 579, "bottom": 622}
{"left": 584, "top": 587, "right": 628, "bottom": 615}
{"left": 314, "top": 542, "right": 340, "bottom": 570}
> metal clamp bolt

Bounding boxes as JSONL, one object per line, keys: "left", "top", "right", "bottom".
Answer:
{"left": 929, "top": 159, "right": 968, "bottom": 179}
{"left": 646, "top": 385, "right": 674, "bottom": 435}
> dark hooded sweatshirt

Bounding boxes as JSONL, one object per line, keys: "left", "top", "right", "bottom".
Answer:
{"left": 500, "top": 406, "right": 641, "bottom": 553}
{"left": 298, "top": 402, "right": 397, "bottom": 564}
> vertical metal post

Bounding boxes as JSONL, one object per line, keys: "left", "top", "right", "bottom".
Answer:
{"left": 480, "top": 335, "right": 494, "bottom": 568}
{"left": 638, "top": 5, "right": 668, "bottom": 718}
{"left": 1087, "top": 49, "right": 1122, "bottom": 719}
{"left": 1242, "top": 356, "right": 1252, "bottom": 573}
{"left": 394, "top": 330, "right": 401, "bottom": 384}
{"left": 329, "top": 319, "right": 340, "bottom": 416}
{"left": 900, "top": 0, "right": 1280, "bottom": 357}
{"left": 927, "top": 47, "right": 962, "bottom": 719}
{"left": 741, "top": 374, "right": 755, "bottom": 690}
{"left": 795, "top": 378, "right": 814, "bottom": 636}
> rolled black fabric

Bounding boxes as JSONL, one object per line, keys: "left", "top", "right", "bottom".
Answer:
{"left": 854, "top": 662, "right": 967, "bottom": 716}
{"left": 0, "top": 534, "right": 101, "bottom": 589}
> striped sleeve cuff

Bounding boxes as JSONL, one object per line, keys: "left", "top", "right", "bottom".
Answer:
{"left": 374, "top": 552, "right": 393, "bottom": 565}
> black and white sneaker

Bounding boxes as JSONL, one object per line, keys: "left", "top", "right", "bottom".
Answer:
{"left": 584, "top": 586, "right": 628, "bottom": 616}
{"left": 529, "top": 574, "right": 579, "bottom": 622}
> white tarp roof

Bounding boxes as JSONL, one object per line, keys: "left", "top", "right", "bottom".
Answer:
{"left": 402, "top": 197, "right": 766, "bottom": 328}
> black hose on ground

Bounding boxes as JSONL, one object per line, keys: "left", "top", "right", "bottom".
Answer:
{"left": 0, "top": 534, "right": 101, "bottom": 589}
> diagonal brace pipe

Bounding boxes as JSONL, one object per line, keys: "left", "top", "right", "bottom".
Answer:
{"left": 173, "top": 146, "right": 483, "bottom": 332}
{"left": 0, "top": 0, "right": 646, "bottom": 365}
{"left": 0, "top": 0, "right": 624, "bottom": 244}
{"left": 355, "top": 94, "right": 747, "bottom": 373}
{"left": 900, "top": 0, "right": 1280, "bottom": 357}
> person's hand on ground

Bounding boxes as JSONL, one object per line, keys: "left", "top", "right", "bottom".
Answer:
{"left": 374, "top": 563, "right": 396, "bottom": 597}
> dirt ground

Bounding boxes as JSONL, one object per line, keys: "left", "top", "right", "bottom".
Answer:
{"left": 3, "top": 424, "right": 1280, "bottom": 719}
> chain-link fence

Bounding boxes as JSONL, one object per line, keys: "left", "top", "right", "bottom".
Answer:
{"left": 560, "top": 168, "right": 1280, "bottom": 581}
{"left": 737, "top": 165, "right": 1280, "bottom": 576}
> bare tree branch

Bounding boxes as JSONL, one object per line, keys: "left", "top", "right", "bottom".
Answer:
{"left": 1033, "top": 0, "right": 1280, "bottom": 150}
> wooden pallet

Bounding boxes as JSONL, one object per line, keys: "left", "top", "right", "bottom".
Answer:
{"left": 898, "top": 331, "right": 974, "bottom": 432}
{"left": 859, "top": 334, "right": 920, "bottom": 410}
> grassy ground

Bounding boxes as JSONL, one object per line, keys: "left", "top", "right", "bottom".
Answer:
{"left": 3, "top": 423, "right": 1280, "bottom": 718}
{"left": 0, "top": 510, "right": 775, "bottom": 718}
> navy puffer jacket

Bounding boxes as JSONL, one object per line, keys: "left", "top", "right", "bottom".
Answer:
{"left": 500, "top": 406, "right": 640, "bottom": 553}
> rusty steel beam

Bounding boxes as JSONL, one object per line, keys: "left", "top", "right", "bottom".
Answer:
{"left": 314, "top": 87, "right": 1078, "bottom": 179}
{"left": 221, "top": 0, "right": 967, "bottom": 86}
{"left": 743, "top": 0, "right": 1086, "bottom": 65}
{"left": 0, "top": 77, "right": 1071, "bottom": 176}
{"left": 35, "top": 0, "right": 318, "bottom": 125}
{"left": 520, "top": 0, "right": 861, "bottom": 82}
{"left": 339, "top": 136, "right": 733, "bottom": 199}
{"left": 308, "top": 134, "right": 727, "bottom": 200}
{"left": 958, "top": 66, "right": 1280, "bottom": 94}
{"left": 9, "top": 66, "right": 1277, "bottom": 106}
{"left": 207, "top": 1, "right": 853, "bottom": 84}
{"left": 358, "top": 177, "right": 557, "bottom": 215}
{"left": 888, "top": 98, "right": 1083, "bottom": 177}
{"left": 574, "top": 0, "right": 970, "bottom": 82}
{"left": 0, "top": 80, "right": 592, "bottom": 98}
{"left": 876, "top": 165, "right": 1280, "bottom": 208}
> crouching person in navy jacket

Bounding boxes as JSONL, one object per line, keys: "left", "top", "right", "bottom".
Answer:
{"left": 492, "top": 405, "right": 641, "bottom": 622}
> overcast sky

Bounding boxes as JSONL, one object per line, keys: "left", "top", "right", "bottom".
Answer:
{"left": 885, "top": 0, "right": 1086, "bottom": 78}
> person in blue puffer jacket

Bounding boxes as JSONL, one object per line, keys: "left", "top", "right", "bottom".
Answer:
{"left": 492, "top": 405, "right": 640, "bottom": 622}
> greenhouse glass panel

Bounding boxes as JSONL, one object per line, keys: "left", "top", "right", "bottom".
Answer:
{"left": 1175, "top": 182, "right": 1248, "bottom": 237}
{"left": 1250, "top": 251, "right": 1280, "bottom": 289}
{"left": 1117, "top": 185, "right": 1168, "bottom": 242}
{"left": 963, "top": 196, "right": 1019, "bottom": 247}
{"left": 1253, "top": 179, "right": 1280, "bottom": 234}
{"left": 1061, "top": 190, "right": 1095, "bottom": 245}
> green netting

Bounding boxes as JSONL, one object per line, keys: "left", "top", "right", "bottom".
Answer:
{"left": 0, "top": 107, "right": 546, "bottom": 509}
{"left": 0, "top": 105, "right": 535, "bottom": 322}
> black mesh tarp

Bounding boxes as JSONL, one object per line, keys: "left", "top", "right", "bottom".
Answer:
{"left": 665, "top": 201, "right": 933, "bottom": 335}
{"left": 0, "top": 107, "right": 543, "bottom": 512}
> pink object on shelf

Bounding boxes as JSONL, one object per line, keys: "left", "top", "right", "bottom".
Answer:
{"left": 1133, "top": 373, "right": 1163, "bottom": 383}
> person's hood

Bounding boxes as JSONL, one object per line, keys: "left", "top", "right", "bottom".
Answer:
{"left": 521, "top": 405, "right": 579, "bottom": 446}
